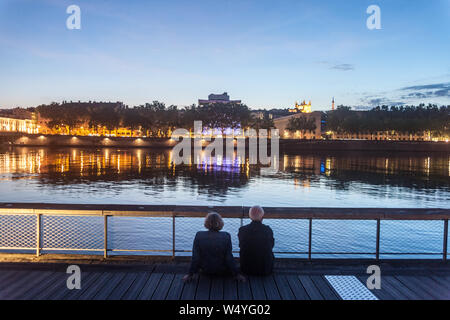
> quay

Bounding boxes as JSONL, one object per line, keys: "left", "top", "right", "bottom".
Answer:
{"left": 1, "top": 132, "right": 449, "bottom": 152}
{"left": 0, "top": 203, "right": 449, "bottom": 300}
{"left": 0, "top": 258, "right": 448, "bottom": 300}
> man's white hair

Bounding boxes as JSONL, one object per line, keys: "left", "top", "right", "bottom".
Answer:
{"left": 249, "top": 205, "right": 264, "bottom": 221}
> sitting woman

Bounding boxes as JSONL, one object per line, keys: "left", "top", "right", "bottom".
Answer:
{"left": 183, "top": 212, "right": 245, "bottom": 282}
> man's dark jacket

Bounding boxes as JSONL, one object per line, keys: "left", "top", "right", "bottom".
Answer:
{"left": 189, "top": 231, "right": 238, "bottom": 275}
{"left": 238, "top": 221, "right": 274, "bottom": 276}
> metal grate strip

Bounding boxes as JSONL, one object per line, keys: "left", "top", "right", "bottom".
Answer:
{"left": 325, "top": 275, "right": 378, "bottom": 300}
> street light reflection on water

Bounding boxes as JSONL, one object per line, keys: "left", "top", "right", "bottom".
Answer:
{"left": 0, "top": 146, "right": 448, "bottom": 257}
{"left": 0, "top": 146, "right": 448, "bottom": 208}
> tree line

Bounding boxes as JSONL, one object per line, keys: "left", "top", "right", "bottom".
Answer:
{"left": 325, "top": 104, "right": 449, "bottom": 137}
{"left": 35, "top": 101, "right": 274, "bottom": 137}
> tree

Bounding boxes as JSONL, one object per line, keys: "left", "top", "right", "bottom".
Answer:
{"left": 286, "top": 116, "right": 317, "bottom": 136}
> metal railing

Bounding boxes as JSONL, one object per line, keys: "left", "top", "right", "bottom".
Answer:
{"left": 0, "top": 203, "right": 448, "bottom": 260}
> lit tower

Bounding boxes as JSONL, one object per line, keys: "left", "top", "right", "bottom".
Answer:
{"left": 332, "top": 97, "right": 335, "bottom": 111}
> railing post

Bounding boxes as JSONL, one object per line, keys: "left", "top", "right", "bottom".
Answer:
{"left": 103, "top": 214, "right": 108, "bottom": 259}
{"left": 308, "top": 218, "right": 312, "bottom": 260}
{"left": 444, "top": 219, "right": 448, "bottom": 261}
{"left": 376, "top": 219, "right": 381, "bottom": 260}
{"left": 172, "top": 214, "right": 176, "bottom": 259}
{"left": 36, "top": 213, "right": 41, "bottom": 257}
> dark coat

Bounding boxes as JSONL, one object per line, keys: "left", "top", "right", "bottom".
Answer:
{"left": 238, "top": 221, "right": 274, "bottom": 276}
{"left": 188, "top": 231, "right": 238, "bottom": 275}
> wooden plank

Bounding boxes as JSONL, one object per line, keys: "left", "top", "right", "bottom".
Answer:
{"left": 374, "top": 275, "right": 409, "bottom": 300}
{"left": 0, "top": 271, "right": 47, "bottom": 299}
{"left": 262, "top": 276, "right": 281, "bottom": 300}
{"left": 249, "top": 276, "right": 266, "bottom": 300}
{"left": 210, "top": 277, "right": 224, "bottom": 300}
{"left": 357, "top": 275, "right": 396, "bottom": 300}
{"left": 396, "top": 276, "right": 448, "bottom": 300}
{"left": 195, "top": 274, "right": 211, "bottom": 300}
{"left": 93, "top": 272, "right": 126, "bottom": 300}
{"left": 137, "top": 273, "right": 163, "bottom": 300}
{"left": 310, "top": 276, "right": 339, "bottom": 300}
{"left": 223, "top": 277, "right": 238, "bottom": 300}
{"left": 166, "top": 274, "right": 185, "bottom": 300}
{"left": 237, "top": 277, "right": 252, "bottom": 300}
{"left": 0, "top": 270, "right": 30, "bottom": 291}
{"left": 4, "top": 271, "right": 54, "bottom": 300}
{"left": 285, "top": 275, "right": 309, "bottom": 300}
{"left": 19, "top": 271, "right": 65, "bottom": 300}
{"left": 78, "top": 272, "right": 114, "bottom": 300}
{"left": 298, "top": 275, "right": 323, "bottom": 300}
{"left": 429, "top": 275, "right": 450, "bottom": 292}
{"left": 273, "top": 275, "right": 295, "bottom": 300}
{"left": 382, "top": 276, "right": 423, "bottom": 300}
{"left": 55, "top": 271, "right": 101, "bottom": 300}
{"left": 106, "top": 273, "right": 139, "bottom": 300}
{"left": 391, "top": 276, "right": 433, "bottom": 300}
{"left": 152, "top": 273, "right": 175, "bottom": 300}
{"left": 181, "top": 275, "right": 199, "bottom": 300}
{"left": 0, "top": 270, "right": 19, "bottom": 288}
{"left": 416, "top": 276, "right": 450, "bottom": 300}
{"left": 33, "top": 272, "right": 70, "bottom": 300}
{"left": 121, "top": 272, "right": 150, "bottom": 300}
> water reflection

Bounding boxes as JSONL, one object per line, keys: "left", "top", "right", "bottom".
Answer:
{"left": 0, "top": 146, "right": 448, "bottom": 207}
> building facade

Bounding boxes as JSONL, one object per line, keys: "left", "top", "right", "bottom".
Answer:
{"left": 274, "top": 111, "right": 323, "bottom": 139}
{"left": 0, "top": 116, "right": 38, "bottom": 134}
{"left": 289, "top": 100, "right": 312, "bottom": 113}
{"left": 198, "top": 92, "right": 241, "bottom": 106}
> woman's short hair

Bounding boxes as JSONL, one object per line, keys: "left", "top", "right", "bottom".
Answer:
{"left": 204, "top": 212, "right": 224, "bottom": 231}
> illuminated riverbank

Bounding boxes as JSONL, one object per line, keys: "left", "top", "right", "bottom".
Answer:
{"left": 1, "top": 132, "right": 449, "bottom": 152}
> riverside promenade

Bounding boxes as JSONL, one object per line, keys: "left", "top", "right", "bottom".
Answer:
{"left": 0, "top": 257, "right": 449, "bottom": 300}
{"left": 0, "top": 203, "right": 449, "bottom": 300}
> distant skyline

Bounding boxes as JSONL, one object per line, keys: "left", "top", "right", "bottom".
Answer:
{"left": 0, "top": 0, "right": 449, "bottom": 110}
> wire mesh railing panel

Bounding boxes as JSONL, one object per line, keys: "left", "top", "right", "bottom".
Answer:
{"left": 311, "top": 220, "right": 377, "bottom": 258}
{"left": 107, "top": 216, "right": 172, "bottom": 255}
{"left": 447, "top": 220, "right": 449, "bottom": 257}
{"left": 249, "top": 218, "right": 309, "bottom": 258}
{"left": 380, "top": 220, "right": 443, "bottom": 259}
{"left": 447, "top": 223, "right": 449, "bottom": 256}
{"left": 175, "top": 217, "right": 242, "bottom": 256}
{"left": 223, "top": 218, "right": 242, "bottom": 254}
{"left": 175, "top": 217, "right": 203, "bottom": 255}
{"left": 0, "top": 215, "right": 36, "bottom": 250}
{"left": 42, "top": 215, "right": 103, "bottom": 252}
{"left": 0, "top": 208, "right": 448, "bottom": 260}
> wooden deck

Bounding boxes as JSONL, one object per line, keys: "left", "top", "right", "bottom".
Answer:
{"left": 0, "top": 260, "right": 448, "bottom": 300}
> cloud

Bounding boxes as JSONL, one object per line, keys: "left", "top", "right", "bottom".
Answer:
{"left": 330, "top": 64, "right": 355, "bottom": 71}
{"left": 400, "top": 82, "right": 450, "bottom": 99}
{"left": 358, "top": 81, "right": 450, "bottom": 107}
{"left": 401, "top": 83, "right": 449, "bottom": 91}
{"left": 360, "top": 96, "right": 406, "bottom": 107}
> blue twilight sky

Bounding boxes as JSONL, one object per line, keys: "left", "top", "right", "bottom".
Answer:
{"left": 0, "top": 0, "right": 449, "bottom": 110}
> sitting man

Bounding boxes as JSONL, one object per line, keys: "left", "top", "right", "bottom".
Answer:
{"left": 238, "top": 206, "right": 274, "bottom": 276}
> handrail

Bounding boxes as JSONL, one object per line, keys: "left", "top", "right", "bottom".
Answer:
{"left": 0, "top": 203, "right": 448, "bottom": 260}
{"left": 0, "top": 203, "right": 448, "bottom": 220}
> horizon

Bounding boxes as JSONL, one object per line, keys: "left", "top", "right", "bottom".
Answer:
{"left": 1, "top": 99, "right": 450, "bottom": 113}
{"left": 0, "top": 0, "right": 449, "bottom": 110}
